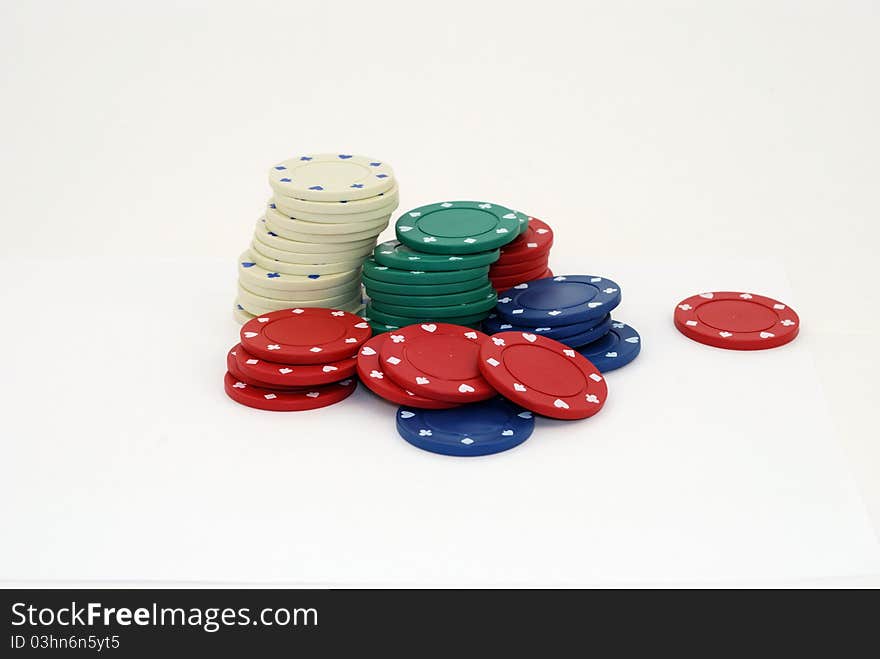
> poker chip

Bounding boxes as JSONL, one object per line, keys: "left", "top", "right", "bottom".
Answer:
{"left": 482, "top": 312, "right": 610, "bottom": 340}
{"left": 239, "top": 308, "right": 371, "bottom": 364}
{"left": 396, "top": 398, "right": 534, "bottom": 457}
{"left": 254, "top": 218, "right": 377, "bottom": 255}
{"left": 489, "top": 253, "right": 549, "bottom": 277}
{"left": 237, "top": 278, "right": 361, "bottom": 304}
{"left": 479, "top": 331, "right": 608, "bottom": 420}
{"left": 270, "top": 193, "right": 399, "bottom": 223}
{"left": 362, "top": 273, "right": 489, "bottom": 296}
{"left": 496, "top": 275, "right": 621, "bottom": 327}
{"left": 251, "top": 235, "right": 376, "bottom": 264}
{"left": 368, "top": 291, "right": 497, "bottom": 319}
{"left": 379, "top": 323, "right": 496, "bottom": 403}
{"left": 372, "top": 240, "right": 500, "bottom": 271}
{"left": 268, "top": 153, "right": 395, "bottom": 202}
{"left": 226, "top": 347, "right": 309, "bottom": 390}
{"left": 272, "top": 182, "right": 400, "bottom": 216}
{"left": 363, "top": 257, "right": 490, "bottom": 285}
{"left": 364, "top": 304, "right": 487, "bottom": 329}
{"left": 233, "top": 302, "right": 255, "bottom": 324}
{"left": 237, "top": 257, "right": 361, "bottom": 292}
{"left": 264, "top": 213, "right": 388, "bottom": 243}
{"left": 395, "top": 201, "right": 524, "bottom": 254}
{"left": 549, "top": 315, "right": 614, "bottom": 348}
{"left": 247, "top": 249, "right": 365, "bottom": 276}
{"left": 674, "top": 292, "right": 799, "bottom": 350}
{"left": 237, "top": 287, "right": 362, "bottom": 316}
{"left": 489, "top": 263, "right": 553, "bottom": 291}
{"left": 356, "top": 334, "right": 458, "bottom": 409}
{"left": 366, "top": 282, "right": 495, "bottom": 308}
{"left": 224, "top": 372, "right": 357, "bottom": 411}
{"left": 577, "top": 321, "right": 641, "bottom": 372}
{"left": 266, "top": 204, "right": 391, "bottom": 236}
{"left": 497, "top": 217, "right": 554, "bottom": 258}
{"left": 232, "top": 343, "right": 357, "bottom": 387}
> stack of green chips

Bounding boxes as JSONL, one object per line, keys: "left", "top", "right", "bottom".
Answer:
{"left": 362, "top": 201, "right": 527, "bottom": 333}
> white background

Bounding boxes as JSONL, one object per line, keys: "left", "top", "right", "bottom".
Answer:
{"left": 1, "top": 1, "right": 878, "bottom": 586}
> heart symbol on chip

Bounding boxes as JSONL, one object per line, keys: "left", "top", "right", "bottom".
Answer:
{"left": 522, "top": 333, "right": 537, "bottom": 342}
{"left": 514, "top": 383, "right": 527, "bottom": 392}
{"left": 587, "top": 303, "right": 602, "bottom": 309}
{"left": 416, "top": 377, "right": 430, "bottom": 385}
{"left": 400, "top": 410, "right": 415, "bottom": 418}
{"left": 421, "top": 324, "right": 437, "bottom": 333}
{"left": 548, "top": 310, "right": 562, "bottom": 316}
{"left": 502, "top": 213, "right": 516, "bottom": 219}
{"left": 354, "top": 322, "right": 369, "bottom": 329}
{"left": 501, "top": 430, "right": 514, "bottom": 436}
{"left": 719, "top": 331, "right": 733, "bottom": 338}
{"left": 700, "top": 293, "right": 714, "bottom": 299}
{"left": 361, "top": 346, "right": 376, "bottom": 356}
{"left": 760, "top": 331, "right": 775, "bottom": 339}
{"left": 553, "top": 399, "right": 569, "bottom": 409}
{"left": 458, "top": 384, "right": 475, "bottom": 393}
{"left": 306, "top": 392, "right": 320, "bottom": 398}
{"left": 279, "top": 368, "right": 293, "bottom": 374}
{"left": 257, "top": 317, "right": 270, "bottom": 323}
{"left": 626, "top": 337, "right": 639, "bottom": 343}
{"left": 517, "top": 411, "right": 532, "bottom": 418}
{"left": 740, "top": 293, "right": 753, "bottom": 299}
{"left": 322, "top": 366, "right": 338, "bottom": 373}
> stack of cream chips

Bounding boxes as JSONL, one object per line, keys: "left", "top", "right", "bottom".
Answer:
{"left": 234, "top": 153, "right": 398, "bottom": 323}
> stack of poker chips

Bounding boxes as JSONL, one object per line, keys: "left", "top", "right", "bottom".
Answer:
{"left": 361, "top": 201, "right": 528, "bottom": 333}
{"left": 488, "top": 217, "right": 554, "bottom": 291}
{"left": 233, "top": 153, "right": 398, "bottom": 323}
{"left": 484, "top": 274, "right": 641, "bottom": 373}
{"left": 224, "top": 308, "right": 371, "bottom": 411}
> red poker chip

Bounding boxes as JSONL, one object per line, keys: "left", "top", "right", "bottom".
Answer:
{"left": 674, "top": 291, "right": 800, "bottom": 350}
{"left": 478, "top": 331, "right": 607, "bottom": 420}
{"left": 498, "top": 217, "right": 553, "bottom": 258}
{"left": 379, "top": 323, "right": 496, "bottom": 403}
{"left": 226, "top": 346, "right": 309, "bottom": 390}
{"left": 231, "top": 343, "right": 356, "bottom": 387}
{"left": 490, "top": 262, "right": 552, "bottom": 290}
{"left": 356, "top": 334, "right": 459, "bottom": 409}
{"left": 490, "top": 253, "right": 549, "bottom": 277}
{"left": 224, "top": 372, "right": 357, "bottom": 411}
{"left": 240, "top": 307, "right": 371, "bottom": 364}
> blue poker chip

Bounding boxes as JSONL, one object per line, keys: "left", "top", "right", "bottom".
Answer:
{"left": 396, "top": 398, "right": 535, "bottom": 457}
{"left": 576, "top": 321, "right": 641, "bottom": 372}
{"left": 554, "top": 314, "right": 613, "bottom": 348}
{"left": 482, "top": 312, "right": 609, "bottom": 340}
{"left": 496, "top": 275, "right": 622, "bottom": 326}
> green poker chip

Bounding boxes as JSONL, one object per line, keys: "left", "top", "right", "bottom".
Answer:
{"left": 368, "top": 290, "right": 497, "bottom": 318}
{"left": 363, "top": 257, "right": 490, "bottom": 284}
{"left": 366, "top": 281, "right": 495, "bottom": 307}
{"left": 362, "top": 273, "right": 489, "bottom": 295}
{"left": 394, "top": 201, "right": 524, "bottom": 254}
{"left": 365, "top": 303, "right": 489, "bottom": 328}
{"left": 372, "top": 240, "right": 500, "bottom": 271}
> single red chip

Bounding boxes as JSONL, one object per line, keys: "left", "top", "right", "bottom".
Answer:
{"left": 226, "top": 346, "right": 309, "bottom": 390}
{"left": 498, "top": 217, "right": 553, "bottom": 258}
{"left": 224, "top": 372, "right": 357, "bottom": 411}
{"left": 674, "top": 291, "right": 800, "bottom": 350}
{"left": 356, "top": 334, "right": 459, "bottom": 409}
{"left": 478, "top": 331, "right": 607, "bottom": 420}
{"left": 231, "top": 343, "right": 356, "bottom": 387}
{"left": 379, "top": 323, "right": 496, "bottom": 403}
{"left": 240, "top": 307, "right": 371, "bottom": 364}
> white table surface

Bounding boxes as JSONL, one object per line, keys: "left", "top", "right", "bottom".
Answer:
{"left": 1, "top": 0, "right": 878, "bottom": 587}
